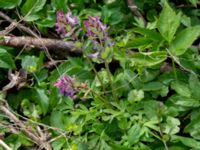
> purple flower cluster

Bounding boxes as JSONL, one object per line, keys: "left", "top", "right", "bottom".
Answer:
{"left": 54, "top": 75, "right": 76, "bottom": 98}
{"left": 84, "top": 16, "right": 108, "bottom": 40}
{"left": 55, "top": 11, "right": 79, "bottom": 38}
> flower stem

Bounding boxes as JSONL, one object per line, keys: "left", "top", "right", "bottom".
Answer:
{"left": 86, "top": 57, "right": 106, "bottom": 94}
{"left": 105, "top": 61, "right": 118, "bottom": 101}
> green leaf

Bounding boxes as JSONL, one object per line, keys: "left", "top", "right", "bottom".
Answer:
{"left": 184, "top": 113, "right": 200, "bottom": 140}
{"left": 128, "top": 89, "right": 144, "bottom": 103}
{"left": 52, "top": 138, "right": 66, "bottom": 150}
{"left": 21, "top": 0, "right": 47, "bottom": 21}
{"left": 126, "top": 37, "right": 153, "bottom": 49}
{"left": 130, "top": 51, "right": 167, "bottom": 67}
{"left": 21, "top": 55, "right": 37, "bottom": 73}
{"left": 171, "top": 81, "right": 191, "bottom": 97}
{"left": 0, "top": 0, "right": 21, "bottom": 9}
{"left": 157, "top": 1, "right": 181, "bottom": 42}
{"left": 32, "top": 89, "right": 49, "bottom": 114}
{"left": 163, "top": 116, "right": 180, "bottom": 135}
{"left": 143, "top": 81, "right": 163, "bottom": 91}
{"left": 169, "top": 25, "right": 200, "bottom": 56}
{"left": 0, "top": 48, "right": 15, "bottom": 69}
{"left": 169, "top": 95, "right": 200, "bottom": 108}
{"left": 189, "top": 74, "right": 200, "bottom": 99}
{"left": 171, "top": 135, "right": 200, "bottom": 149}
{"left": 109, "top": 143, "right": 133, "bottom": 150}
{"left": 51, "top": 0, "right": 67, "bottom": 12}
{"left": 127, "top": 124, "right": 141, "bottom": 145}
{"left": 189, "top": 0, "right": 198, "bottom": 7}
{"left": 101, "top": 6, "right": 124, "bottom": 25}
{"left": 132, "top": 28, "right": 163, "bottom": 41}
{"left": 50, "top": 111, "right": 65, "bottom": 129}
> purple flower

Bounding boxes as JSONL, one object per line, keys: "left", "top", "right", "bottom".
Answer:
{"left": 55, "top": 11, "right": 79, "bottom": 38}
{"left": 66, "top": 12, "right": 79, "bottom": 26}
{"left": 54, "top": 75, "right": 76, "bottom": 98}
{"left": 84, "top": 16, "right": 108, "bottom": 40}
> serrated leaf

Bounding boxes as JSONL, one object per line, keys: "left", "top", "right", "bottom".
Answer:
{"left": 0, "top": 0, "right": 21, "bottom": 9}
{"left": 0, "top": 48, "right": 15, "bottom": 69}
{"left": 21, "top": 0, "right": 47, "bottom": 21}
{"left": 169, "top": 25, "right": 200, "bottom": 55}
{"left": 130, "top": 51, "right": 167, "bottom": 67}
{"left": 157, "top": 1, "right": 181, "bottom": 42}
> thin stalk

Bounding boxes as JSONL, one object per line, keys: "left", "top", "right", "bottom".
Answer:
{"left": 86, "top": 57, "right": 106, "bottom": 93}
{"left": 105, "top": 61, "right": 118, "bottom": 101}
{"left": 172, "top": 59, "right": 177, "bottom": 80}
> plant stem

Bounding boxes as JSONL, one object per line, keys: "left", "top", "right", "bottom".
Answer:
{"left": 105, "top": 61, "right": 118, "bottom": 101}
{"left": 86, "top": 57, "right": 106, "bottom": 94}
{"left": 172, "top": 59, "right": 177, "bottom": 80}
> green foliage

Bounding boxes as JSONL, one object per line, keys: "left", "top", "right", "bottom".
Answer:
{"left": 0, "top": 0, "right": 21, "bottom": 9}
{"left": 0, "top": 48, "right": 15, "bottom": 69}
{"left": 1, "top": 0, "right": 200, "bottom": 150}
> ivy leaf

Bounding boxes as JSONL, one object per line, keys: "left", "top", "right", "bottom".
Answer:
{"left": 157, "top": 1, "right": 181, "bottom": 42}
{"left": 0, "top": 48, "right": 15, "bottom": 69}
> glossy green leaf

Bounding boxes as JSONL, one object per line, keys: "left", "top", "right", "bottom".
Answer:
{"left": 0, "top": 48, "right": 15, "bottom": 69}
{"left": 169, "top": 25, "right": 200, "bottom": 55}
{"left": 157, "top": 1, "right": 181, "bottom": 42}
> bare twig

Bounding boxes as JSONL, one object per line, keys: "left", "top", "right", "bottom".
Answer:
{"left": 0, "top": 139, "right": 12, "bottom": 150}
{"left": 127, "top": 0, "right": 147, "bottom": 27}
{"left": 0, "top": 102, "right": 52, "bottom": 150}
{"left": 0, "top": 11, "right": 38, "bottom": 37}
{"left": 0, "top": 36, "right": 82, "bottom": 56}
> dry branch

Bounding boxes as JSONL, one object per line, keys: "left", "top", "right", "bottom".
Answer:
{"left": 0, "top": 11, "right": 38, "bottom": 37}
{"left": 127, "top": 0, "right": 147, "bottom": 27}
{"left": 0, "top": 36, "right": 82, "bottom": 56}
{"left": 0, "top": 101, "right": 52, "bottom": 150}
